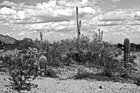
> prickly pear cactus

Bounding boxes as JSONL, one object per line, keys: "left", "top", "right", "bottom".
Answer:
{"left": 124, "top": 38, "right": 130, "bottom": 68}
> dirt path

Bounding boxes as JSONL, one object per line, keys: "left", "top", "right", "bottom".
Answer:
{"left": 0, "top": 72, "right": 140, "bottom": 93}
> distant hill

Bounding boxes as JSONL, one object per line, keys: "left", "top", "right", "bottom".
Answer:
{"left": 0, "top": 34, "right": 17, "bottom": 44}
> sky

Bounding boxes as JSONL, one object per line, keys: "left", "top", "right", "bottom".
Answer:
{"left": 0, "top": 0, "right": 140, "bottom": 44}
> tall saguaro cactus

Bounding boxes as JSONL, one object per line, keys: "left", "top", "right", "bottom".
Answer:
{"left": 40, "top": 32, "right": 43, "bottom": 41}
{"left": 124, "top": 38, "right": 130, "bottom": 68}
{"left": 76, "top": 7, "right": 81, "bottom": 50}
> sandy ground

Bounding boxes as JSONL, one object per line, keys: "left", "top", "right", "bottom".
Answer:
{"left": 0, "top": 72, "right": 140, "bottom": 93}
{"left": 0, "top": 52, "right": 140, "bottom": 93}
{"left": 32, "top": 77, "right": 140, "bottom": 93}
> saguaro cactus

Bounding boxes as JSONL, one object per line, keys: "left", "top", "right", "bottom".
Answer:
{"left": 124, "top": 38, "right": 130, "bottom": 68}
{"left": 76, "top": 7, "right": 81, "bottom": 50}
{"left": 92, "top": 29, "right": 103, "bottom": 43}
{"left": 40, "top": 32, "right": 43, "bottom": 41}
{"left": 98, "top": 29, "right": 103, "bottom": 43}
{"left": 100, "top": 30, "right": 103, "bottom": 42}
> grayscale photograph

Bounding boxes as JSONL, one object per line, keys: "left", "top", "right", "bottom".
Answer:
{"left": 0, "top": 0, "right": 140, "bottom": 93}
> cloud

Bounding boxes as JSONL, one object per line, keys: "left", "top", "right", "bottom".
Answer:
{"left": 100, "top": 10, "right": 127, "bottom": 21}
{"left": 0, "top": 0, "right": 100, "bottom": 41}
{"left": 90, "top": 12, "right": 125, "bottom": 27}
{"left": 18, "top": 31, "right": 26, "bottom": 36}
{"left": 35, "top": 2, "right": 97, "bottom": 16}
{"left": 110, "top": 0, "right": 120, "bottom": 2}
{"left": 2, "top": 0, "right": 97, "bottom": 24}
{"left": 78, "top": 7, "right": 96, "bottom": 14}
{"left": 135, "top": 11, "right": 140, "bottom": 16}
{"left": 55, "top": 25, "right": 67, "bottom": 30}
{"left": 65, "top": 0, "right": 96, "bottom": 7}
{"left": 0, "top": 0, "right": 16, "bottom": 6}
{"left": 54, "top": 8, "right": 74, "bottom": 16}
{"left": 0, "top": 0, "right": 100, "bottom": 26}
{"left": 0, "top": 7, "right": 16, "bottom": 15}
{"left": 33, "top": 5, "right": 96, "bottom": 23}
{"left": 133, "top": 11, "right": 140, "bottom": 20}
{"left": 13, "top": 17, "right": 41, "bottom": 24}
{"left": 128, "top": 20, "right": 140, "bottom": 25}
{"left": 98, "top": 21, "right": 123, "bottom": 26}
{"left": 16, "top": 10, "right": 25, "bottom": 20}
{"left": 56, "top": 0, "right": 67, "bottom": 6}
{"left": 23, "top": 20, "right": 75, "bottom": 31}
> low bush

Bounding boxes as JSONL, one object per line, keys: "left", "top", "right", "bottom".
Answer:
{"left": 5, "top": 49, "right": 39, "bottom": 92}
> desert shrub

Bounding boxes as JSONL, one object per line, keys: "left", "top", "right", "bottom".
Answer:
{"left": 17, "top": 38, "right": 35, "bottom": 50}
{"left": 100, "top": 48, "right": 138, "bottom": 79}
{"left": 75, "top": 69, "right": 91, "bottom": 79}
{"left": 5, "top": 49, "right": 39, "bottom": 92}
{"left": 75, "top": 65, "right": 92, "bottom": 79}
{"left": 32, "top": 35, "right": 97, "bottom": 65}
{"left": 102, "top": 58, "right": 125, "bottom": 77}
{"left": 130, "top": 55, "right": 137, "bottom": 63}
{"left": 63, "top": 37, "right": 118, "bottom": 66}
{"left": 94, "top": 43, "right": 124, "bottom": 77}
{"left": 33, "top": 40, "right": 50, "bottom": 51}
{"left": 30, "top": 35, "right": 130, "bottom": 79}
{"left": 1, "top": 56, "right": 12, "bottom": 68}
{"left": 34, "top": 40, "right": 66, "bottom": 64}
{"left": 32, "top": 35, "right": 121, "bottom": 69}
{"left": 135, "top": 78, "right": 140, "bottom": 86}
{"left": 0, "top": 50, "right": 19, "bottom": 69}
{"left": 58, "top": 36, "right": 126, "bottom": 79}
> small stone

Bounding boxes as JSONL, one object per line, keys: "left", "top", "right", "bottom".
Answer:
{"left": 99, "top": 86, "right": 103, "bottom": 89}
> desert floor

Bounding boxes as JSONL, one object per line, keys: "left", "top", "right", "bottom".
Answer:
{"left": 0, "top": 70, "right": 140, "bottom": 93}
{"left": 0, "top": 52, "right": 140, "bottom": 93}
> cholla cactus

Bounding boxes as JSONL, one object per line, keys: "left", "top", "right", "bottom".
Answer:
{"left": 124, "top": 38, "right": 130, "bottom": 68}
{"left": 40, "top": 32, "right": 43, "bottom": 41}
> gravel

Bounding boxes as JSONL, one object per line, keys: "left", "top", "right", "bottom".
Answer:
{"left": 0, "top": 72, "right": 140, "bottom": 93}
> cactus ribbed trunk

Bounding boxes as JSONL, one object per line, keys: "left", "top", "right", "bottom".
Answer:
{"left": 97, "top": 29, "right": 103, "bottom": 43}
{"left": 40, "top": 32, "right": 43, "bottom": 41}
{"left": 101, "top": 31, "right": 103, "bottom": 42}
{"left": 124, "top": 38, "right": 130, "bottom": 68}
{"left": 76, "top": 7, "right": 81, "bottom": 50}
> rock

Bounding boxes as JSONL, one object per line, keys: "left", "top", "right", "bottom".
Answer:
{"left": 99, "top": 86, "right": 103, "bottom": 89}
